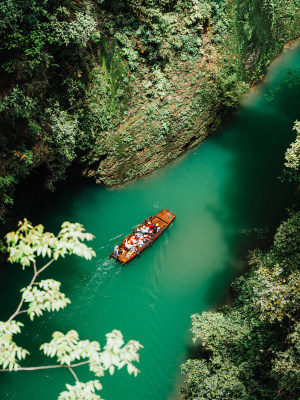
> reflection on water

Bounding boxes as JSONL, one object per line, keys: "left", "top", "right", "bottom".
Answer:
{"left": 0, "top": 43, "right": 299, "bottom": 400}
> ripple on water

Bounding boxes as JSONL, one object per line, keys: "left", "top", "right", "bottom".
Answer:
{"left": 96, "top": 258, "right": 119, "bottom": 276}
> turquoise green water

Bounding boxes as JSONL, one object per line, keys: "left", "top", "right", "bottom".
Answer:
{"left": 1, "top": 43, "right": 299, "bottom": 400}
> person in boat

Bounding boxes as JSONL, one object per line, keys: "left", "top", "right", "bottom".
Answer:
{"left": 130, "top": 235, "right": 137, "bottom": 245}
{"left": 140, "top": 225, "right": 149, "bottom": 234}
{"left": 149, "top": 229, "right": 154, "bottom": 237}
{"left": 125, "top": 239, "right": 134, "bottom": 250}
{"left": 113, "top": 245, "right": 122, "bottom": 259}
{"left": 143, "top": 232, "right": 150, "bottom": 241}
{"left": 147, "top": 220, "right": 154, "bottom": 230}
{"left": 135, "top": 228, "right": 142, "bottom": 238}
{"left": 138, "top": 237, "right": 144, "bottom": 247}
{"left": 125, "top": 238, "right": 138, "bottom": 252}
{"left": 152, "top": 224, "right": 157, "bottom": 233}
{"left": 153, "top": 223, "right": 160, "bottom": 233}
{"left": 126, "top": 247, "right": 136, "bottom": 259}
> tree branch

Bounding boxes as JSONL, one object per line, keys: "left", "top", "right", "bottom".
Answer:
{"left": 8, "top": 296, "right": 26, "bottom": 322}
{"left": 33, "top": 260, "right": 37, "bottom": 276}
{"left": 36, "top": 258, "right": 55, "bottom": 278}
{"left": 7, "top": 258, "right": 55, "bottom": 322}
{"left": 0, "top": 360, "right": 89, "bottom": 372}
{"left": 68, "top": 366, "right": 79, "bottom": 382}
{"left": 17, "top": 309, "right": 28, "bottom": 315}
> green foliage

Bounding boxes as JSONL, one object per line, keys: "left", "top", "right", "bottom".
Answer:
{"left": 0, "top": 0, "right": 100, "bottom": 234}
{"left": 219, "top": 79, "right": 250, "bottom": 108}
{"left": 1, "top": 220, "right": 142, "bottom": 400}
{"left": 181, "top": 311, "right": 250, "bottom": 399}
{"left": 181, "top": 359, "right": 247, "bottom": 400}
{"left": 46, "top": 8, "right": 96, "bottom": 47}
{"left": 58, "top": 380, "right": 103, "bottom": 400}
{"left": 266, "top": 211, "right": 300, "bottom": 272}
{"left": 251, "top": 265, "right": 299, "bottom": 323}
{"left": 285, "top": 120, "right": 300, "bottom": 170}
{"left": 190, "top": 311, "right": 250, "bottom": 352}
{"left": 21, "top": 279, "right": 71, "bottom": 320}
{"left": 47, "top": 106, "right": 78, "bottom": 162}
{"left": 285, "top": 120, "right": 300, "bottom": 181}
{"left": 0, "top": 87, "right": 37, "bottom": 120}
{"left": 272, "top": 321, "right": 300, "bottom": 397}
{"left": 41, "top": 330, "right": 100, "bottom": 366}
{"left": 0, "top": 321, "right": 29, "bottom": 371}
{"left": 0, "top": 175, "right": 16, "bottom": 207}
{"left": 44, "top": 104, "right": 80, "bottom": 190}
{"left": 41, "top": 329, "right": 142, "bottom": 377}
{"left": 228, "top": 0, "right": 300, "bottom": 81}
{"left": 112, "top": 0, "right": 214, "bottom": 66}
{"left": 6, "top": 219, "right": 95, "bottom": 267}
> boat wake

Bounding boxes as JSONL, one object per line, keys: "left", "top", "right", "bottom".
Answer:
{"left": 109, "top": 233, "right": 125, "bottom": 242}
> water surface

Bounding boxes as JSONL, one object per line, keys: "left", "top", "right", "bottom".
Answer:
{"left": 1, "top": 43, "right": 299, "bottom": 400}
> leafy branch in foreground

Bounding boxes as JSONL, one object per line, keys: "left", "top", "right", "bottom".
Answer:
{"left": 0, "top": 219, "right": 142, "bottom": 400}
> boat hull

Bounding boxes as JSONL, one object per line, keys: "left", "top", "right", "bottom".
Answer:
{"left": 109, "top": 209, "right": 176, "bottom": 265}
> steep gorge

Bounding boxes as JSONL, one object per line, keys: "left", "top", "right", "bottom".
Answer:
{"left": 0, "top": 0, "right": 299, "bottom": 240}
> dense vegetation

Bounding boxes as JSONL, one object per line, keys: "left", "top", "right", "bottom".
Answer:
{"left": 0, "top": 0, "right": 299, "bottom": 248}
{"left": 181, "top": 124, "right": 300, "bottom": 399}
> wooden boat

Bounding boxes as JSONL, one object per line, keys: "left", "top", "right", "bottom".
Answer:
{"left": 109, "top": 209, "right": 176, "bottom": 265}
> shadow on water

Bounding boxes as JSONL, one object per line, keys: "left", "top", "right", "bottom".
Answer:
{"left": 206, "top": 61, "right": 300, "bottom": 263}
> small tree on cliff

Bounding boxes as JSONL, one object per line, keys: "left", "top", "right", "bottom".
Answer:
{"left": 284, "top": 120, "right": 300, "bottom": 181}
{"left": 0, "top": 219, "right": 142, "bottom": 400}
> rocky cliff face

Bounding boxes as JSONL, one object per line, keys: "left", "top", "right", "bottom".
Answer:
{"left": 78, "top": 0, "right": 300, "bottom": 186}
{"left": 83, "top": 33, "right": 226, "bottom": 185}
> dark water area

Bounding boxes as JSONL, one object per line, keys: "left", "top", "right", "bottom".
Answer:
{"left": 0, "top": 42, "right": 299, "bottom": 400}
